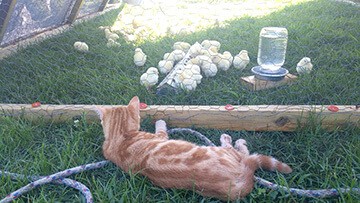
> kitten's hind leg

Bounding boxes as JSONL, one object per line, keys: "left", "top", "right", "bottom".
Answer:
{"left": 220, "top": 134, "right": 233, "bottom": 148}
{"left": 155, "top": 120, "right": 168, "bottom": 137}
{"left": 234, "top": 139, "right": 250, "bottom": 155}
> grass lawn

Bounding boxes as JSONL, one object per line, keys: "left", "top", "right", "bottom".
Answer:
{"left": 0, "top": 0, "right": 359, "bottom": 202}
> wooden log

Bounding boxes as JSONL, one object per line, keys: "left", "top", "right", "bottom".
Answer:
{"left": 0, "top": 104, "right": 359, "bottom": 131}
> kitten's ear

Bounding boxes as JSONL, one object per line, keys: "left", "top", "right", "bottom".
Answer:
{"left": 128, "top": 96, "right": 140, "bottom": 109}
{"left": 128, "top": 96, "right": 140, "bottom": 117}
{"left": 94, "top": 107, "right": 105, "bottom": 121}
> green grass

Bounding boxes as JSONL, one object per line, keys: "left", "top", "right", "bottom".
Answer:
{"left": 0, "top": 0, "right": 360, "bottom": 202}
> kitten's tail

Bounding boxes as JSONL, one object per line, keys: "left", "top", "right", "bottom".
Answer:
{"left": 246, "top": 154, "right": 292, "bottom": 174}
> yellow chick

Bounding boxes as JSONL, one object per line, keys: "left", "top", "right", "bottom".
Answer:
{"left": 201, "top": 62, "right": 218, "bottom": 77}
{"left": 73, "top": 41, "right": 89, "bottom": 52}
{"left": 188, "top": 42, "right": 203, "bottom": 56}
{"left": 186, "top": 64, "right": 202, "bottom": 85}
{"left": 106, "top": 39, "right": 121, "bottom": 48}
{"left": 199, "top": 48, "right": 217, "bottom": 60}
{"left": 173, "top": 42, "right": 191, "bottom": 52}
{"left": 163, "top": 50, "right": 186, "bottom": 62}
{"left": 201, "top": 40, "right": 221, "bottom": 53}
{"left": 233, "top": 50, "right": 250, "bottom": 70}
{"left": 104, "top": 28, "right": 120, "bottom": 41}
{"left": 213, "top": 51, "right": 233, "bottom": 71}
{"left": 187, "top": 57, "right": 201, "bottom": 66}
{"left": 223, "top": 51, "right": 234, "bottom": 62}
{"left": 158, "top": 60, "right": 174, "bottom": 74}
{"left": 140, "top": 67, "right": 159, "bottom": 90}
{"left": 134, "top": 48, "right": 147, "bottom": 67}
{"left": 171, "top": 49, "right": 186, "bottom": 62}
{"left": 196, "top": 54, "right": 217, "bottom": 77}
{"left": 195, "top": 55, "right": 212, "bottom": 66}
{"left": 174, "top": 64, "right": 202, "bottom": 91}
{"left": 296, "top": 57, "right": 313, "bottom": 75}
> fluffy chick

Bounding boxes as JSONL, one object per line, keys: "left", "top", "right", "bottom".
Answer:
{"left": 195, "top": 55, "right": 217, "bottom": 77}
{"left": 158, "top": 60, "right": 174, "bottom": 74}
{"left": 163, "top": 50, "right": 186, "bottom": 62}
{"left": 104, "top": 28, "right": 120, "bottom": 41}
{"left": 201, "top": 40, "right": 221, "bottom": 53}
{"left": 233, "top": 50, "right": 250, "bottom": 70}
{"left": 140, "top": 67, "right": 159, "bottom": 90}
{"left": 296, "top": 57, "right": 313, "bottom": 75}
{"left": 213, "top": 51, "right": 233, "bottom": 71}
{"left": 134, "top": 48, "right": 147, "bottom": 66}
{"left": 173, "top": 42, "right": 191, "bottom": 52}
{"left": 174, "top": 64, "right": 202, "bottom": 91}
{"left": 188, "top": 42, "right": 203, "bottom": 56}
{"left": 106, "top": 39, "right": 121, "bottom": 48}
{"left": 73, "top": 41, "right": 89, "bottom": 52}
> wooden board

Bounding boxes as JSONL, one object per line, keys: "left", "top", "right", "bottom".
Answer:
{"left": 1, "top": 104, "right": 359, "bottom": 132}
{"left": 241, "top": 74, "right": 297, "bottom": 91}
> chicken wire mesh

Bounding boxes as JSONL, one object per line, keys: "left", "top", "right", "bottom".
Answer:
{"left": 0, "top": 1, "right": 359, "bottom": 201}
{"left": 0, "top": 0, "right": 359, "bottom": 111}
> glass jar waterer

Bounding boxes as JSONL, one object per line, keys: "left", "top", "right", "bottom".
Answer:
{"left": 252, "top": 27, "right": 289, "bottom": 81}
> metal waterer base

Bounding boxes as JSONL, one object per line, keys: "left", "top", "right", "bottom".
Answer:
{"left": 251, "top": 66, "right": 289, "bottom": 81}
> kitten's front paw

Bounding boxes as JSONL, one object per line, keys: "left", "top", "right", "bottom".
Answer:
{"left": 156, "top": 119, "right": 166, "bottom": 126}
{"left": 155, "top": 120, "right": 167, "bottom": 132}
{"left": 220, "top": 134, "right": 233, "bottom": 148}
{"left": 234, "top": 139, "right": 249, "bottom": 155}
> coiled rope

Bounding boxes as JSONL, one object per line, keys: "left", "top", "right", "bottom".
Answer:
{"left": 1, "top": 128, "right": 359, "bottom": 202}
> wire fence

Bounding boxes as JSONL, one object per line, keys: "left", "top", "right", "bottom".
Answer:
{"left": 0, "top": 1, "right": 359, "bottom": 202}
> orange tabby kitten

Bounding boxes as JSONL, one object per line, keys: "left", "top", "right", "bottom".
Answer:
{"left": 97, "top": 96, "right": 292, "bottom": 200}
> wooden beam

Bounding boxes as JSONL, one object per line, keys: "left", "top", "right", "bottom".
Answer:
{"left": 1, "top": 104, "right": 359, "bottom": 131}
{"left": 0, "top": 0, "right": 17, "bottom": 45}
{"left": 66, "top": 0, "right": 84, "bottom": 24}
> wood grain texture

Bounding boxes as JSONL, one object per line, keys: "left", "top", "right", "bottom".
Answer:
{"left": 1, "top": 104, "right": 359, "bottom": 131}
{"left": 240, "top": 74, "right": 297, "bottom": 91}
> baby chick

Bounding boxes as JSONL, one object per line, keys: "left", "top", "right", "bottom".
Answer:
{"left": 213, "top": 51, "right": 233, "bottom": 71}
{"left": 233, "top": 50, "right": 250, "bottom": 70}
{"left": 163, "top": 50, "right": 186, "bottom": 62}
{"left": 174, "top": 64, "right": 203, "bottom": 91}
{"left": 140, "top": 67, "right": 159, "bottom": 90}
{"left": 171, "top": 49, "right": 186, "bottom": 62}
{"left": 201, "top": 40, "right": 221, "bottom": 53}
{"left": 201, "top": 62, "right": 218, "bottom": 77}
{"left": 104, "top": 28, "right": 119, "bottom": 41}
{"left": 73, "top": 41, "right": 89, "bottom": 52}
{"left": 173, "top": 42, "right": 191, "bottom": 52}
{"left": 296, "top": 57, "right": 313, "bottom": 75}
{"left": 158, "top": 60, "right": 174, "bottom": 74}
{"left": 106, "top": 39, "right": 121, "bottom": 48}
{"left": 134, "top": 48, "right": 147, "bottom": 67}
{"left": 188, "top": 42, "right": 203, "bottom": 56}
{"left": 199, "top": 48, "right": 217, "bottom": 60}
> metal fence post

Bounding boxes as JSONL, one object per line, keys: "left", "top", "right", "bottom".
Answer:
{"left": 98, "top": 0, "right": 110, "bottom": 12}
{"left": 0, "top": 0, "right": 17, "bottom": 45}
{"left": 66, "top": 0, "right": 85, "bottom": 24}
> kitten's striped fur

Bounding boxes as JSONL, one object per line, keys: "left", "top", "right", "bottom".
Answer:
{"left": 97, "top": 96, "right": 292, "bottom": 200}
